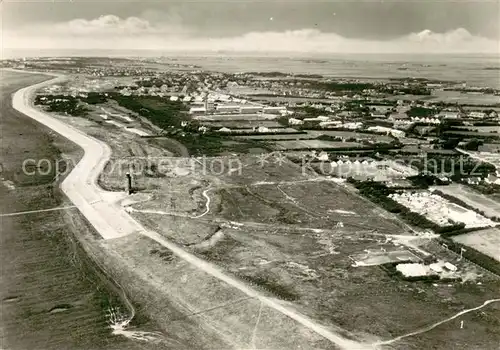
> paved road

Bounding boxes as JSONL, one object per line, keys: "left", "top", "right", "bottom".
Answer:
{"left": 13, "top": 74, "right": 139, "bottom": 239}
{"left": 12, "top": 72, "right": 372, "bottom": 350}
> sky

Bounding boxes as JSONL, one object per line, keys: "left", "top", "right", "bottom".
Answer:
{"left": 1, "top": 0, "right": 499, "bottom": 55}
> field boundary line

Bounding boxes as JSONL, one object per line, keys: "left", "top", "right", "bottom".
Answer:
{"left": 0, "top": 205, "right": 77, "bottom": 217}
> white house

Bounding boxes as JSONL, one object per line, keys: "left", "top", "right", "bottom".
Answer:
{"left": 288, "top": 118, "right": 304, "bottom": 125}
{"left": 444, "top": 262, "right": 457, "bottom": 272}
{"left": 468, "top": 111, "right": 487, "bottom": 119}
{"left": 189, "top": 107, "right": 206, "bottom": 115}
{"left": 343, "top": 122, "right": 363, "bottom": 130}
{"left": 367, "top": 126, "right": 405, "bottom": 138}
{"left": 316, "top": 151, "right": 329, "bottom": 161}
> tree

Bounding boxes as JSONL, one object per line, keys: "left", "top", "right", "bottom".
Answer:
{"left": 463, "top": 139, "right": 483, "bottom": 151}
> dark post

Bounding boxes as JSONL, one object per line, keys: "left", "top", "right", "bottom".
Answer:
{"left": 125, "top": 172, "right": 132, "bottom": 195}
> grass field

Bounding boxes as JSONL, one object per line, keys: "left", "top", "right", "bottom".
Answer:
{"left": 99, "top": 233, "right": 338, "bottom": 350}
{"left": 306, "top": 130, "right": 394, "bottom": 143}
{"left": 93, "top": 151, "right": 500, "bottom": 349}
{"left": 432, "top": 184, "right": 500, "bottom": 218}
{"left": 217, "top": 181, "right": 405, "bottom": 233}
{"left": 201, "top": 120, "right": 283, "bottom": 129}
{"left": 455, "top": 126, "right": 500, "bottom": 133}
{"left": 112, "top": 147, "right": 500, "bottom": 349}
{"left": 272, "top": 140, "right": 363, "bottom": 150}
{"left": 444, "top": 130, "right": 500, "bottom": 138}
{"left": 194, "top": 114, "right": 274, "bottom": 121}
{"left": 453, "top": 228, "right": 500, "bottom": 261}
{"left": 234, "top": 133, "right": 317, "bottom": 140}
{"left": 221, "top": 128, "right": 300, "bottom": 134}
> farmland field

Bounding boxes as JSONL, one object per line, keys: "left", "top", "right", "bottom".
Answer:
{"left": 194, "top": 114, "right": 275, "bottom": 121}
{"left": 453, "top": 228, "right": 500, "bottom": 261}
{"left": 306, "top": 130, "right": 394, "bottom": 143}
{"left": 220, "top": 127, "right": 299, "bottom": 134}
{"left": 272, "top": 140, "right": 362, "bottom": 150}
{"left": 431, "top": 90, "right": 500, "bottom": 105}
{"left": 455, "top": 126, "right": 500, "bottom": 133}
{"left": 200, "top": 120, "right": 283, "bottom": 129}
{"left": 234, "top": 133, "right": 317, "bottom": 140}
{"left": 431, "top": 184, "right": 500, "bottom": 218}
{"left": 444, "top": 130, "right": 500, "bottom": 138}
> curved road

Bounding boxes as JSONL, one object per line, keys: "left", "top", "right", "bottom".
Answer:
{"left": 12, "top": 72, "right": 371, "bottom": 350}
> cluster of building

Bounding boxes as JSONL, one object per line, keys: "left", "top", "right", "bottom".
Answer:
{"left": 367, "top": 126, "right": 406, "bottom": 138}
{"left": 41, "top": 78, "right": 115, "bottom": 97}
{"left": 230, "top": 74, "right": 439, "bottom": 99}
{"left": 21, "top": 61, "right": 500, "bottom": 183}
{"left": 410, "top": 117, "right": 441, "bottom": 124}
{"left": 73, "top": 67, "right": 157, "bottom": 77}
{"left": 189, "top": 100, "right": 288, "bottom": 117}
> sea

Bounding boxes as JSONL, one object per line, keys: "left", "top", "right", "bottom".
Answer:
{"left": 3, "top": 50, "right": 500, "bottom": 88}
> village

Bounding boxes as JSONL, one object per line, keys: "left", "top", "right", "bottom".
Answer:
{"left": 3, "top": 0, "right": 500, "bottom": 348}
{"left": 9, "top": 55, "right": 500, "bottom": 287}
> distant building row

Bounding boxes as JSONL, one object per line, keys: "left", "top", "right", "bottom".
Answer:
{"left": 189, "top": 104, "right": 287, "bottom": 116}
